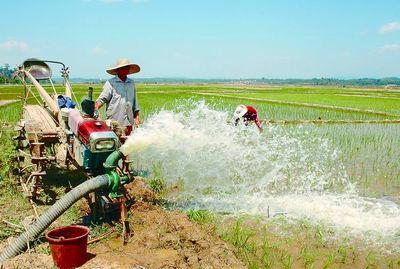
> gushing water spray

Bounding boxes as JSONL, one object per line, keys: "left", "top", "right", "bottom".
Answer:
{"left": 122, "top": 101, "right": 351, "bottom": 193}
{"left": 121, "top": 101, "right": 400, "bottom": 250}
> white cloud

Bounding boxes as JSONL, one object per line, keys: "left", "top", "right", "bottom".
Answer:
{"left": 91, "top": 47, "right": 107, "bottom": 55}
{"left": 0, "top": 39, "right": 29, "bottom": 51}
{"left": 379, "top": 22, "right": 400, "bottom": 34}
{"left": 380, "top": 44, "right": 400, "bottom": 53}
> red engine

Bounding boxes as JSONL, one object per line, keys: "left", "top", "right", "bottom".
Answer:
{"left": 78, "top": 120, "right": 111, "bottom": 145}
{"left": 67, "top": 113, "right": 119, "bottom": 174}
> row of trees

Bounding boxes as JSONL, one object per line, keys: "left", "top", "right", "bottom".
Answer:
{"left": 256, "top": 77, "right": 400, "bottom": 86}
{"left": 1, "top": 62, "right": 399, "bottom": 86}
{"left": 0, "top": 64, "right": 18, "bottom": 84}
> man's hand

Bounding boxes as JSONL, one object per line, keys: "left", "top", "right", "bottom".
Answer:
{"left": 93, "top": 110, "right": 99, "bottom": 119}
{"left": 134, "top": 111, "right": 140, "bottom": 128}
{"left": 95, "top": 101, "right": 103, "bottom": 111}
{"left": 134, "top": 116, "right": 140, "bottom": 128}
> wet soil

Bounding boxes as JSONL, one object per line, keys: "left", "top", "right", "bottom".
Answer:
{"left": 1, "top": 178, "right": 245, "bottom": 269}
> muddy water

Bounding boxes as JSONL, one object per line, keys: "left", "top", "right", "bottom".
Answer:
{"left": 121, "top": 101, "right": 400, "bottom": 251}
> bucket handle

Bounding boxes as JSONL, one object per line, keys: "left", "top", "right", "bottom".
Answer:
{"left": 48, "top": 235, "right": 66, "bottom": 242}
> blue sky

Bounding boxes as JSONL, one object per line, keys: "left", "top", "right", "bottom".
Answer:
{"left": 1, "top": 0, "right": 399, "bottom": 78}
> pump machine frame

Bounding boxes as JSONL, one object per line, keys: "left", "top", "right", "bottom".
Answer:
{"left": 13, "top": 58, "right": 134, "bottom": 243}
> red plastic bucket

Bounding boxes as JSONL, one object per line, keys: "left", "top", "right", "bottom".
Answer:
{"left": 45, "top": 225, "right": 90, "bottom": 269}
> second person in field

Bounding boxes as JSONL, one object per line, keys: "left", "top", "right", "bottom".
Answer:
{"left": 234, "top": 104, "right": 263, "bottom": 131}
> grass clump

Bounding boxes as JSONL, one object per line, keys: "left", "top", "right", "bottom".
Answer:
{"left": 89, "top": 223, "right": 111, "bottom": 238}
{"left": 146, "top": 162, "right": 166, "bottom": 193}
{"left": 35, "top": 243, "right": 51, "bottom": 255}
{"left": 147, "top": 177, "right": 166, "bottom": 193}
{"left": 186, "top": 209, "right": 213, "bottom": 224}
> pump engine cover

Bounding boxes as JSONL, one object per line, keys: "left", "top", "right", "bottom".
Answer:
{"left": 78, "top": 120, "right": 118, "bottom": 153}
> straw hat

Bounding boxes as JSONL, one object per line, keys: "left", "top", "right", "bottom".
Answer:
{"left": 234, "top": 105, "right": 248, "bottom": 120}
{"left": 106, "top": 58, "right": 141, "bottom": 75}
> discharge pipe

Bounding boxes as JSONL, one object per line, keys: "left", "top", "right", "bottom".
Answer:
{"left": 0, "top": 149, "right": 126, "bottom": 262}
{"left": 0, "top": 175, "right": 109, "bottom": 262}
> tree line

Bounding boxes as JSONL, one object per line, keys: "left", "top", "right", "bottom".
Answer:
{"left": 1, "top": 62, "right": 399, "bottom": 86}
{"left": 255, "top": 77, "right": 400, "bottom": 87}
{"left": 0, "top": 64, "right": 18, "bottom": 84}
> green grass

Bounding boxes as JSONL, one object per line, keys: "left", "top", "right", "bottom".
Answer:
{"left": 218, "top": 218, "right": 400, "bottom": 269}
{"left": 3, "top": 84, "right": 400, "bottom": 121}
{"left": 1, "top": 83, "right": 400, "bottom": 268}
{"left": 186, "top": 209, "right": 213, "bottom": 224}
{"left": 144, "top": 162, "right": 166, "bottom": 193}
{"left": 0, "top": 83, "right": 399, "bottom": 201}
{"left": 146, "top": 177, "right": 166, "bottom": 193}
{"left": 0, "top": 102, "right": 22, "bottom": 124}
{"left": 227, "top": 91, "right": 400, "bottom": 115}
{"left": 313, "top": 124, "right": 400, "bottom": 196}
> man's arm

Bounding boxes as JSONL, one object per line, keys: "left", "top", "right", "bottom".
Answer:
{"left": 132, "top": 84, "right": 140, "bottom": 127}
{"left": 255, "top": 115, "right": 263, "bottom": 131}
{"left": 94, "top": 81, "right": 113, "bottom": 118}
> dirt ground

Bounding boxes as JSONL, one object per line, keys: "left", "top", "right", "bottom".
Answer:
{"left": 1, "top": 178, "right": 245, "bottom": 269}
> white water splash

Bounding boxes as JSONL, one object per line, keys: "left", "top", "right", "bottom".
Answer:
{"left": 122, "top": 101, "right": 400, "bottom": 249}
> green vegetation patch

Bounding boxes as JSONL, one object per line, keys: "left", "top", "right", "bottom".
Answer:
{"left": 219, "top": 218, "right": 400, "bottom": 269}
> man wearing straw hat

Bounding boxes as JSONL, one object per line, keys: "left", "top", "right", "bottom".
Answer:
{"left": 95, "top": 59, "right": 141, "bottom": 135}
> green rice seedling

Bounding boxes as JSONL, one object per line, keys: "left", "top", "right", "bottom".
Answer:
{"left": 0, "top": 102, "right": 22, "bottom": 124}
{"left": 280, "top": 250, "right": 294, "bottom": 269}
{"left": 323, "top": 251, "right": 336, "bottom": 269}
{"left": 299, "top": 245, "right": 316, "bottom": 269}
{"left": 227, "top": 91, "right": 400, "bottom": 115}
{"left": 304, "top": 123, "right": 400, "bottom": 195}
{"left": 388, "top": 258, "right": 400, "bottom": 269}
{"left": 315, "top": 224, "right": 328, "bottom": 247}
{"left": 261, "top": 237, "right": 274, "bottom": 269}
{"left": 221, "top": 220, "right": 260, "bottom": 265}
{"left": 336, "top": 244, "right": 350, "bottom": 264}
{"left": 229, "top": 221, "right": 256, "bottom": 250}
{"left": 365, "top": 251, "right": 379, "bottom": 269}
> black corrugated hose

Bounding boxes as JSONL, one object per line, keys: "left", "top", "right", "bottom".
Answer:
{"left": 0, "top": 175, "right": 109, "bottom": 262}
